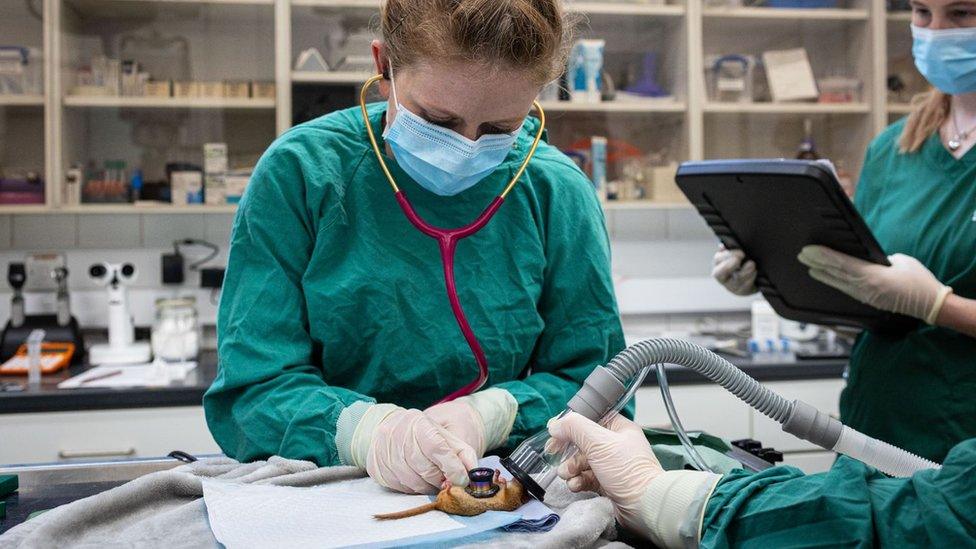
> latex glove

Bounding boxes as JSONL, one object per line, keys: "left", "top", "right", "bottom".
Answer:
{"left": 549, "top": 413, "right": 721, "bottom": 548}
{"left": 712, "top": 246, "right": 758, "bottom": 296}
{"left": 425, "top": 388, "right": 518, "bottom": 456}
{"left": 547, "top": 413, "right": 663, "bottom": 533}
{"left": 352, "top": 405, "right": 478, "bottom": 494}
{"left": 798, "top": 245, "right": 954, "bottom": 324}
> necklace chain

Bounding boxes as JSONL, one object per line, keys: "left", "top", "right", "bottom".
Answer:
{"left": 949, "top": 109, "right": 976, "bottom": 150}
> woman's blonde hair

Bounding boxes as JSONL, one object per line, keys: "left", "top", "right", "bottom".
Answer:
{"left": 899, "top": 89, "right": 951, "bottom": 153}
{"left": 380, "top": 0, "right": 576, "bottom": 85}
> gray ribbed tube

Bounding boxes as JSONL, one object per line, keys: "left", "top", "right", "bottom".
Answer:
{"left": 601, "top": 338, "right": 795, "bottom": 423}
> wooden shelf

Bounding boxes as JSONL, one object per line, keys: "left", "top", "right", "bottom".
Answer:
{"left": 0, "top": 95, "right": 44, "bottom": 107}
{"left": 704, "top": 102, "right": 871, "bottom": 114}
{"left": 541, "top": 100, "right": 686, "bottom": 113}
{"left": 63, "top": 95, "right": 275, "bottom": 109}
{"left": 704, "top": 6, "right": 869, "bottom": 20}
{"left": 291, "top": 71, "right": 372, "bottom": 85}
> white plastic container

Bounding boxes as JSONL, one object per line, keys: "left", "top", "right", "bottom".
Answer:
{"left": 568, "top": 39, "right": 605, "bottom": 103}
{"left": 0, "top": 47, "right": 42, "bottom": 96}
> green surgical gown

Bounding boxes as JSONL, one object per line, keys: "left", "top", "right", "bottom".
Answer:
{"left": 844, "top": 119, "right": 976, "bottom": 462}
{"left": 203, "top": 103, "right": 626, "bottom": 466}
{"left": 701, "top": 437, "right": 976, "bottom": 547}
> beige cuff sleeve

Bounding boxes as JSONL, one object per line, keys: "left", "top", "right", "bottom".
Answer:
{"left": 465, "top": 388, "right": 518, "bottom": 451}
{"left": 926, "top": 285, "right": 954, "bottom": 325}
{"left": 636, "top": 470, "right": 722, "bottom": 549}
{"left": 343, "top": 403, "right": 399, "bottom": 469}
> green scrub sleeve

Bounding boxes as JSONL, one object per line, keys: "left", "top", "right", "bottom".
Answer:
{"left": 700, "top": 438, "right": 976, "bottom": 547}
{"left": 203, "top": 143, "right": 373, "bottom": 466}
{"left": 494, "top": 171, "right": 628, "bottom": 447}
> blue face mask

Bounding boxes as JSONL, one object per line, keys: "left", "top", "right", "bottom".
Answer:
{"left": 383, "top": 70, "right": 522, "bottom": 196}
{"left": 912, "top": 25, "right": 976, "bottom": 95}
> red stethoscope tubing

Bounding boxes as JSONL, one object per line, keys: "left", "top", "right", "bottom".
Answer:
{"left": 360, "top": 74, "right": 546, "bottom": 404}
{"left": 395, "top": 192, "right": 504, "bottom": 404}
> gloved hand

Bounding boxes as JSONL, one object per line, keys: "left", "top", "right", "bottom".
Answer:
{"left": 547, "top": 413, "right": 662, "bottom": 533}
{"left": 425, "top": 388, "right": 518, "bottom": 457}
{"left": 549, "top": 413, "right": 722, "bottom": 548}
{"left": 712, "top": 246, "right": 758, "bottom": 296}
{"left": 798, "top": 245, "right": 954, "bottom": 324}
{"left": 346, "top": 404, "right": 478, "bottom": 494}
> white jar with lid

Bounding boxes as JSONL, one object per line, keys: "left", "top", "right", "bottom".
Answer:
{"left": 151, "top": 297, "right": 199, "bottom": 363}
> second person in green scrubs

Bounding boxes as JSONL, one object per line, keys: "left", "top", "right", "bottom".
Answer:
{"left": 713, "top": 0, "right": 976, "bottom": 463}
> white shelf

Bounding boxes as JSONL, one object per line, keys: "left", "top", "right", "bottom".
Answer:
{"left": 704, "top": 102, "right": 871, "bottom": 114}
{"left": 0, "top": 205, "right": 51, "bottom": 215}
{"left": 0, "top": 95, "right": 44, "bottom": 107}
{"left": 291, "top": 71, "right": 372, "bottom": 84}
{"left": 603, "top": 201, "right": 691, "bottom": 211}
{"left": 540, "top": 100, "right": 686, "bottom": 113}
{"left": 110, "top": 0, "right": 273, "bottom": 4}
{"left": 565, "top": 2, "right": 685, "bottom": 16}
{"left": 291, "top": 0, "right": 379, "bottom": 7}
{"left": 887, "top": 11, "right": 913, "bottom": 22}
{"left": 292, "top": 0, "right": 684, "bottom": 14}
{"left": 887, "top": 103, "right": 914, "bottom": 114}
{"left": 704, "top": 6, "right": 869, "bottom": 20}
{"left": 57, "top": 204, "right": 238, "bottom": 215}
{"left": 63, "top": 96, "right": 276, "bottom": 110}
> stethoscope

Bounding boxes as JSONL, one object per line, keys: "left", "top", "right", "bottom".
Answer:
{"left": 359, "top": 74, "right": 547, "bottom": 405}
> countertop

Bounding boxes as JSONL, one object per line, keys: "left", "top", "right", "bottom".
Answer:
{"left": 0, "top": 349, "right": 846, "bottom": 415}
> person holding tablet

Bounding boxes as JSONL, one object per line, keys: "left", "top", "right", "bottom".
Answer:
{"left": 713, "top": 0, "right": 976, "bottom": 463}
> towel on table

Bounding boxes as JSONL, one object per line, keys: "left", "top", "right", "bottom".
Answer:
{"left": 0, "top": 456, "right": 623, "bottom": 549}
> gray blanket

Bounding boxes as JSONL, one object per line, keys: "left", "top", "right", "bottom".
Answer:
{"left": 0, "top": 456, "right": 629, "bottom": 548}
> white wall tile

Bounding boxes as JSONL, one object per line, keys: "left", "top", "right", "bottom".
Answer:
{"left": 610, "top": 209, "right": 668, "bottom": 241}
{"left": 666, "top": 209, "right": 715, "bottom": 241}
{"left": 12, "top": 215, "right": 77, "bottom": 249}
{"left": 78, "top": 215, "right": 140, "bottom": 248}
{"left": 141, "top": 215, "right": 206, "bottom": 248}
{"left": 611, "top": 240, "right": 718, "bottom": 278}
{"left": 203, "top": 213, "right": 235, "bottom": 249}
{"left": 0, "top": 216, "right": 12, "bottom": 249}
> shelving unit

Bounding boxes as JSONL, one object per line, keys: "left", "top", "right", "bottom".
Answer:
{"left": 63, "top": 96, "right": 277, "bottom": 109}
{"left": 0, "top": 0, "right": 925, "bottom": 214}
{"left": 702, "top": 6, "right": 869, "bottom": 19}
{"left": 0, "top": 95, "right": 46, "bottom": 107}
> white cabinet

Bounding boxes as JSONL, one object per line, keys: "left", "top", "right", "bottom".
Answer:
{"left": 0, "top": 406, "right": 220, "bottom": 465}
{"left": 751, "top": 379, "right": 846, "bottom": 452}
{"left": 635, "top": 377, "right": 845, "bottom": 474}
{"left": 635, "top": 384, "right": 751, "bottom": 439}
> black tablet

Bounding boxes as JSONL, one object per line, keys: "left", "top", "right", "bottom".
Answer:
{"left": 675, "top": 159, "right": 918, "bottom": 334}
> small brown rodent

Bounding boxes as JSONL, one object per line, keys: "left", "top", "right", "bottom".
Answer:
{"left": 374, "top": 469, "right": 526, "bottom": 520}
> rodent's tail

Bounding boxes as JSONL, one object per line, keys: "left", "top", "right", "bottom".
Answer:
{"left": 373, "top": 502, "right": 438, "bottom": 520}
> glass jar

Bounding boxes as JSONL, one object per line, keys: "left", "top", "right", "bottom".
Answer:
{"left": 152, "top": 297, "right": 199, "bottom": 363}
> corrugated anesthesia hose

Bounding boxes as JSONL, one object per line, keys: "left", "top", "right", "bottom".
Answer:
{"left": 567, "top": 338, "right": 940, "bottom": 478}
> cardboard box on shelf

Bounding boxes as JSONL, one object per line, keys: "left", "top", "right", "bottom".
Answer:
{"left": 204, "top": 143, "right": 228, "bottom": 174}
{"left": 205, "top": 174, "right": 226, "bottom": 205}
{"left": 223, "top": 81, "right": 250, "bottom": 98}
{"left": 650, "top": 162, "right": 686, "bottom": 204}
{"left": 251, "top": 81, "right": 276, "bottom": 99}
{"left": 197, "top": 81, "right": 224, "bottom": 98}
{"left": 171, "top": 171, "right": 203, "bottom": 205}
{"left": 172, "top": 81, "right": 197, "bottom": 98}
{"left": 143, "top": 80, "right": 171, "bottom": 98}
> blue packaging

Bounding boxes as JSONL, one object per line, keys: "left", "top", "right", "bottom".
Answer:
{"left": 590, "top": 136, "right": 607, "bottom": 199}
